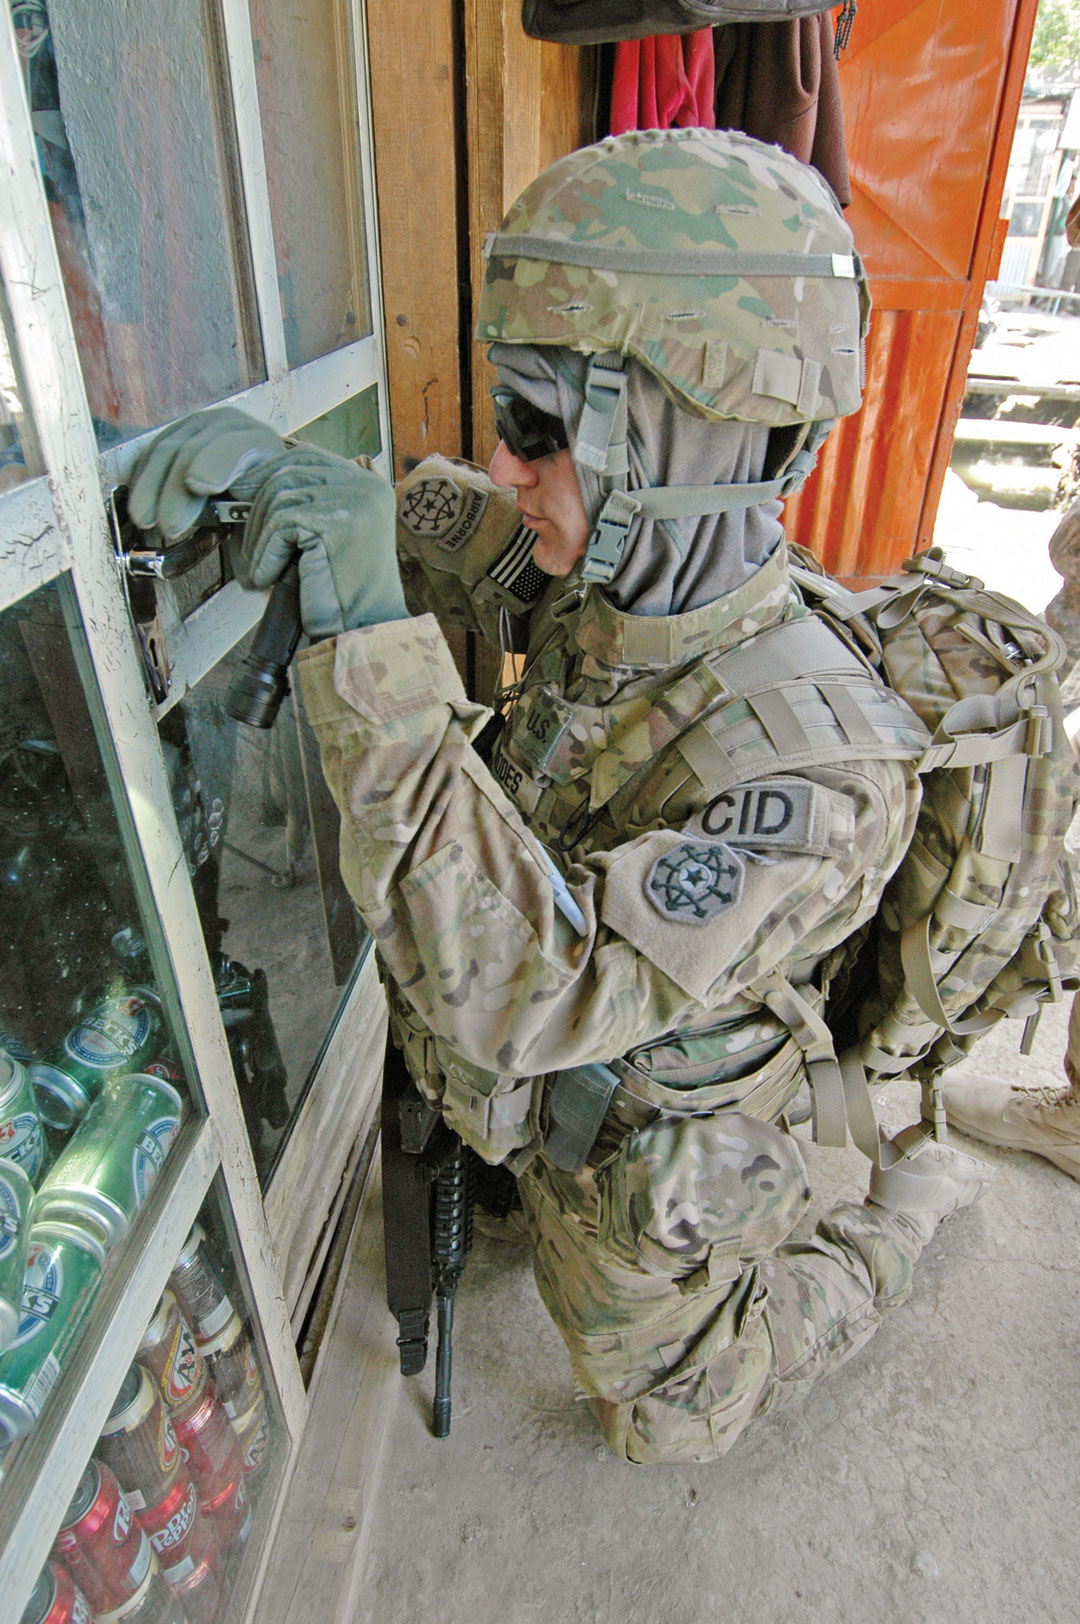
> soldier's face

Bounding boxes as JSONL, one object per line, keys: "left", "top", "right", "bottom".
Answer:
{"left": 489, "top": 441, "right": 590, "bottom": 577}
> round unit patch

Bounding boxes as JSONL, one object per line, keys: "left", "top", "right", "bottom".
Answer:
{"left": 647, "top": 841, "right": 744, "bottom": 924}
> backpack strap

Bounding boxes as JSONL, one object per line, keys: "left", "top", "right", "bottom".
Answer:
{"left": 676, "top": 621, "right": 929, "bottom": 801}
{"left": 560, "top": 610, "right": 930, "bottom": 853}
{"left": 752, "top": 967, "right": 885, "bottom": 1165}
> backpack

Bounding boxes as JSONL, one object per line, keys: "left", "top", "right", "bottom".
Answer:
{"left": 521, "top": 0, "right": 840, "bottom": 46}
{"left": 792, "top": 546, "right": 1080, "bottom": 1160}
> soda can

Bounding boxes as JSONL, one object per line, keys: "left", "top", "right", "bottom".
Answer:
{"left": 137, "top": 1291, "right": 206, "bottom": 1417}
{"left": 170, "top": 1224, "right": 235, "bottom": 1343}
{"left": 110, "top": 928, "right": 152, "bottom": 985}
{"left": 52, "top": 1458, "right": 154, "bottom": 1613}
{"left": 142, "top": 1057, "right": 184, "bottom": 1086}
{"left": 94, "top": 1567, "right": 185, "bottom": 1624}
{"left": 0, "top": 1046, "right": 46, "bottom": 1184}
{"left": 97, "top": 1364, "right": 179, "bottom": 1511}
{"left": 200, "top": 1311, "right": 262, "bottom": 1420}
{"left": 0, "top": 1222, "right": 104, "bottom": 1445}
{"left": 200, "top": 1469, "right": 251, "bottom": 1552}
{"left": 167, "top": 1528, "right": 224, "bottom": 1624}
{"left": 18, "top": 1563, "right": 92, "bottom": 1624}
{"left": 29, "top": 992, "right": 165, "bottom": 1130}
{"left": 171, "top": 1383, "right": 245, "bottom": 1501}
{"left": 0, "top": 1030, "right": 31, "bottom": 1065}
{"left": 232, "top": 1391, "right": 271, "bottom": 1482}
{"left": 34, "top": 1075, "right": 184, "bottom": 1253}
{"left": 0, "top": 1155, "right": 33, "bottom": 1351}
{"left": 136, "top": 1467, "right": 203, "bottom": 1583}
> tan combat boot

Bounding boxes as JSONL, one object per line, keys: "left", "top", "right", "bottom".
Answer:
{"left": 866, "top": 1138, "right": 992, "bottom": 1247}
{"left": 942, "top": 1073, "right": 1080, "bottom": 1182}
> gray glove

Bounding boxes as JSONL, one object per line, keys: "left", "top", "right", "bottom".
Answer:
{"left": 127, "top": 407, "right": 286, "bottom": 538}
{"left": 239, "top": 445, "right": 406, "bottom": 639}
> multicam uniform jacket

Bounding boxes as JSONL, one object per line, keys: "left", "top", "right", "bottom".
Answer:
{"left": 297, "top": 455, "right": 934, "bottom": 1463}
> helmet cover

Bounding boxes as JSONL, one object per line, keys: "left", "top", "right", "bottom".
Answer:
{"left": 477, "top": 127, "right": 870, "bottom": 428}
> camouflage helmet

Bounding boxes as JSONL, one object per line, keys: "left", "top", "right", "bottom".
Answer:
{"left": 476, "top": 127, "right": 870, "bottom": 429}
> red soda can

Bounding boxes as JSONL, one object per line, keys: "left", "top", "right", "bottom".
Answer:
{"left": 171, "top": 1382, "right": 244, "bottom": 1499}
{"left": 135, "top": 1467, "right": 203, "bottom": 1584}
{"left": 96, "top": 1365, "right": 179, "bottom": 1511}
{"left": 170, "top": 1225, "right": 235, "bottom": 1345}
{"left": 52, "top": 1459, "right": 153, "bottom": 1614}
{"left": 166, "top": 1522, "right": 225, "bottom": 1624}
{"left": 200, "top": 1469, "right": 251, "bottom": 1552}
{"left": 141, "top": 1058, "right": 184, "bottom": 1086}
{"left": 18, "top": 1563, "right": 91, "bottom": 1624}
{"left": 94, "top": 1567, "right": 185, "bottom": 1624}
{"left": 200, "top": 1311, "right": 262, "bottom": 1420}
{"left": 137, "top": 1290, "right": 206, "bottom": 1417}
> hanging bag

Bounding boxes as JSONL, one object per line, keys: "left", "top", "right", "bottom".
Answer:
{"left": 522, "top": 0, "right": 839, "bottom": 45}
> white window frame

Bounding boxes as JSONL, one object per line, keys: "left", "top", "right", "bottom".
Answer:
{"left": 0, "top": 0, "right": 391, "bottom": 1610}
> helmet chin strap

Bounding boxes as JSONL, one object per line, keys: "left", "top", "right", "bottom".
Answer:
{"left": 575, "top": 353, "right": 834, "bottom": 588}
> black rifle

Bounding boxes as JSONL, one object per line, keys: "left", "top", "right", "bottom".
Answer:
{"left": 381, "top": 1031, "right": 472, "bottom": 1437}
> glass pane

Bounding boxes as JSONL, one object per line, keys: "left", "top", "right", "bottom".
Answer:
{"left": 0, "top": 313, "right": 33, "bottom": 492}
{"left": 11, "top": 0, "right": 264, "bottom": 446}
{"left": 1010, "top": 201, "right": 1043, "bottom": 238}
{"left": 0, "top": 578, "right": 200, "bottom": 1462}
{"left": 162, "top": 640, "right": 366, "bottom": 1186}
{"left": 294, "top": 385, "right": 382, "bottom": 461}
{"left": 132, "top": 390, "right": 379, "bottom": 1185}
{"left": 18, "top": 1181, "right": 287, "bottom": 1623}
{"left": 249, "top": 0, "right": 373, "bottom": 365}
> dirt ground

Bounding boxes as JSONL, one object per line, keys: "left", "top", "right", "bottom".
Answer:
{"left": 350, "top": 478, "right": 1080, "bottom": 1624}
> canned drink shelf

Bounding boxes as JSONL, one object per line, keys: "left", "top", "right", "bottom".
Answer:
{"left": 0, "top": 1115, "right": 219, "bottom": 1616}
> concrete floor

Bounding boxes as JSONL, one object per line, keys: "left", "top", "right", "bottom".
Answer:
{"left": 351, "top": 483, "right": 1080, "bottom": 1624}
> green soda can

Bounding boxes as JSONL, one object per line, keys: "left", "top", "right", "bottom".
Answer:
{"left": 29, "top": 991, "right": 165, "bottom": 1131}
{"left": 0, "top": 1156, "right": 33, "bottom": 1352}
{"left": 34, "top": 1075, "right": 185, "bottom": 1254}
{"left": 0, "top": 1046, "right": 45, "bottom": 1183}
{"left": 0, "top": 1220, "right": 104, "bottom": 1445}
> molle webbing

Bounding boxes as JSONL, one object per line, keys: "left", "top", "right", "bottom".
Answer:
{"left": 564, "top": 611, "right": 929, "bottom": 855}
{"left": 677, "top": 616, "right": 930, "bottom": 798}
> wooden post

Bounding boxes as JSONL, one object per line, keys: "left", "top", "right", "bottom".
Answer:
{"left": 366, "top": 2, "right": 464, "bottom": 476}
{"left": 464, "top": 1, "right": 542, "bottom": 470}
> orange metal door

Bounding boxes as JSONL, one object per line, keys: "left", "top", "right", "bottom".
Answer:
{"left": 785, "top": 0, "right": 1039, "bottom": 579}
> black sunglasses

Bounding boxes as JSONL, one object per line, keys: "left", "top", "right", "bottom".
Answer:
{"left": 490, "top": 387, "right": 569, "bottom": 463}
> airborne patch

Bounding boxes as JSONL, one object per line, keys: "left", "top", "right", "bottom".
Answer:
{"left": 400, "top": 477, "right": 488, "bottom": 552}
{"left": 646, "top": 841, "right": 744, "bottom": 925}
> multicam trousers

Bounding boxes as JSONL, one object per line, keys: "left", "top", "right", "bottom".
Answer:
{"left": 519, "top": 1109, "right": 924, "bottom": 1465}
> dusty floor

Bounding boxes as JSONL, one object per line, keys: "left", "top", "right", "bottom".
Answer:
{"left": 350, "top": 477, "right": 1080, "bottom": 1624}
{"left": 355, "top": 1001, "right": 1080, "bottom": 1624}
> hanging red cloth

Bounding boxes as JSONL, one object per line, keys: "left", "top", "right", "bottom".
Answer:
{"left": 610, "top": 29, "right": 716, "bottom": 135}
{"left": 606, "top": 17, "right": 850, "bottom": 208}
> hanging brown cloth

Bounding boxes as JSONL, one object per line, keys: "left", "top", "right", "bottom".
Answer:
{"left": 713, "top": 15, "right": 851, "bottom": 206}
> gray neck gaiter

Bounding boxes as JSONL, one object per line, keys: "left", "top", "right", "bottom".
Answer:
{"left": 488, "top": 343, "right": 784, "bottom": 618}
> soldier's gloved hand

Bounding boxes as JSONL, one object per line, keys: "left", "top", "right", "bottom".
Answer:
{"left": 239, "top": 445, "right": 405, "bottom": 640}
{"left": 128, "top": 407, "right": 286, "bottom": 539}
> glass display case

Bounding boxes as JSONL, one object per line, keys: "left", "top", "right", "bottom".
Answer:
{"left": 0, "top": 0, "right": 392, "bottom": 1614}
{"left": 14, "top": 1188, "right": 289, "bottom": 1624}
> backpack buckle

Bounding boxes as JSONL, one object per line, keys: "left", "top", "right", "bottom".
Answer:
{"left": 903, "top": 547, "right": 984, "bottom": 592}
